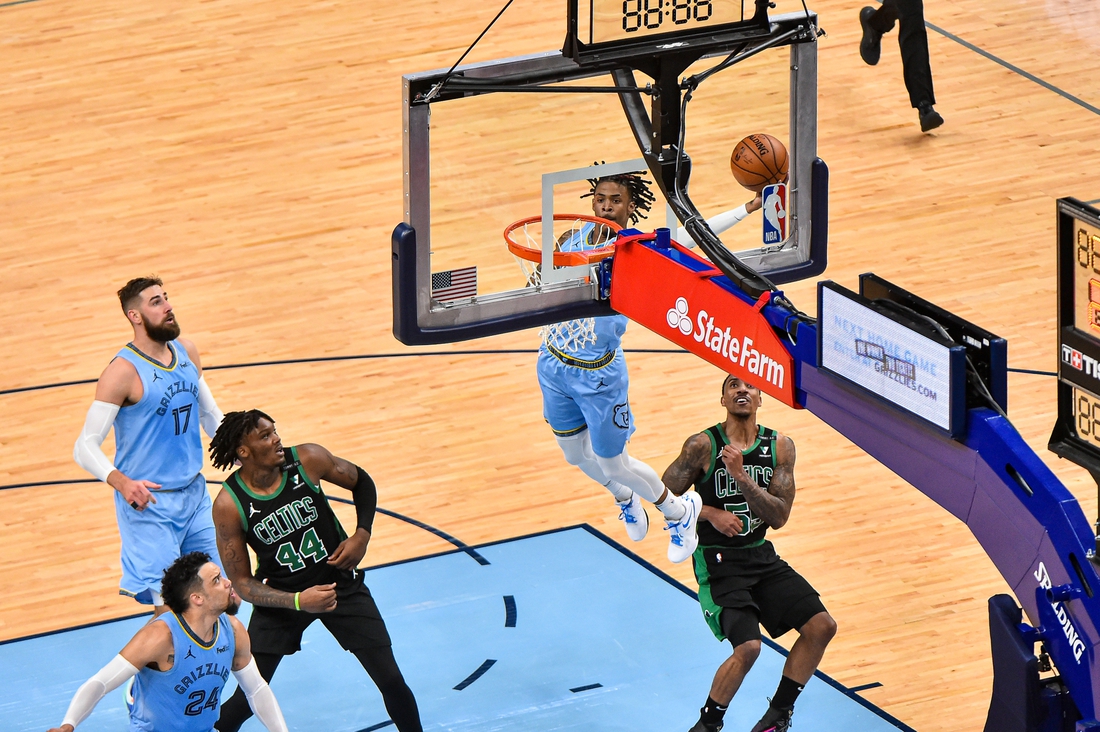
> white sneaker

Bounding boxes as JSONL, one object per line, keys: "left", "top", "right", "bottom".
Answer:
{"left": 666, "top": 491, "right": 702, "bottom": 563}
{"left": 616, "top": 493, "right": 649, "bottom": 542}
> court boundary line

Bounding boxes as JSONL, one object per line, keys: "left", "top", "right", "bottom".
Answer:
{"left": 924, "top": 20, "right": 1100, "bottom": 117}
{"left": 0, "top": 349, "right": 686, "bottom": 397}
{"left": 1, "top": 524, "right": 914, "bottom": 730}
{"left": 0, "top": 350, "right": 1056, "bottom": 397}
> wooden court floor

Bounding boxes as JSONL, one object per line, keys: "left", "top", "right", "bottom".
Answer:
{"left": 2, "top": 0, "right": 1100, "bottom": 730}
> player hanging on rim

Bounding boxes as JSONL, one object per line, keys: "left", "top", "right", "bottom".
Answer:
{"left": 47, "top": 551, "right": 288, "bottom": 732}
{"left": 73, "top": 277, "right": 225, "bottom": 612}
{"left": 664, "top": 375, "right": 836, "bottom": 732}
{"left": 538, "top": 169, "right": 761, "bottom": 563}
{"left": 209, "top": 410, "right": 422, "bottom": 732}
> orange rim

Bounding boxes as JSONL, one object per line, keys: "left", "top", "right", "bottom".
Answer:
{"left": 504, "top": 214, "right": 622, "bottom": 267}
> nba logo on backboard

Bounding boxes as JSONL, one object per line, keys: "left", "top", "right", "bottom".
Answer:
{"left": 762, "top": 183, "right": 787, "bottom": 245}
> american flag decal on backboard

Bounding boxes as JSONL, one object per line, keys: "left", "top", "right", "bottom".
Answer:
{"left": 431, "top": 266, "right": 477, "bottom": 302}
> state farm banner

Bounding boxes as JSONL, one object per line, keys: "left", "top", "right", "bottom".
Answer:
{"left": 609, "top": 236, "right": 799, "bottom": 408}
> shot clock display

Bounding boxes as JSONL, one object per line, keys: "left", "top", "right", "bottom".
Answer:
{"left": 597, "top": 0, "right": 728, "bottom": 42}
{"left": 1049, "top": 198, "right": 1100, "bottom": 473}
{"left": 1072, "top": 386, "right": 1100, "bottom": 451}
{"left": 565, "top": 0, "right": 769, "bottom": 62}
{"left": 1073, "top": 210, "right": 1100, "bottom": 338}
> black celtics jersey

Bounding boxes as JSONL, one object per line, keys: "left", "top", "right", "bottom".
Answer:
{"left": 221, "top": 446, "right": 356, "bottom": 592}
{"left": 694, "top": 423, "right": 778, "bottom": 548}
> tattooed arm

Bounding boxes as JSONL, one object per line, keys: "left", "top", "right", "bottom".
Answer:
{"left": 661, "top": 433, "right": 712, "bottom": 496}
{"left": 212, "top": 489, "right": 337, "bottom": 612}
{"left": 719, "top": 433, "right": 796, "bottom": 529}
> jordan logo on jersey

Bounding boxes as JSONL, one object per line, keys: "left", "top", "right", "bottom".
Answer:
{"left": 151, "top": 371, "right": 163, "bottom": 383}
{"left": 248, "top": 503, "right": 260, "bottom": 518}
{"left": 184, "top": 646, "right": 195, "bottom": 660}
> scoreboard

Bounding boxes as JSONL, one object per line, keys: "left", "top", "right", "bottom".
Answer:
{"left": 1050, "top": 198, "right": 1100, "bottom": 473}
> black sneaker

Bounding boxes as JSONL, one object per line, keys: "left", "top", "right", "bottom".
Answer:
{"left": 918, "top": 101, "right": 944, "bottom": 132}
{"left": 750, "top": 705, "right": 793, "bottom": 732}
{"left": 858, "top": 6, "right": 882, "bottom": 65}
{"left": 687, "top": 720, "right": 722, "bottom": 732}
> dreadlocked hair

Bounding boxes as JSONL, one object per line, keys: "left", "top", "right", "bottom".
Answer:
{"left": 209, "top": 409, "right": 274, "bottom": 470}
{"left": 580, "top": 165, "right": 656, "bottom": 225}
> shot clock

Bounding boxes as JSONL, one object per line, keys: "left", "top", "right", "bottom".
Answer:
{"left": 1050, "top": 199, "right": 1100, "bottom": 500}
{"left": 565, "top": 0, "right": 771, "bottom": 63}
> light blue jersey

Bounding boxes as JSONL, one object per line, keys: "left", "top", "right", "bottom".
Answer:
{"left": 130, "top": 612, "right": 235, "bottom": 732}
{"left": 550, "top": 222, "right": 628, "bottom": 360}
{"left": 114, "top": 341, "right": 203, "bottom": 491}
{"left": 537, "top": 222, "right": 634, "bottom": 457}
{"left": 111, "top": 341, "right": 219, "bottom": 604}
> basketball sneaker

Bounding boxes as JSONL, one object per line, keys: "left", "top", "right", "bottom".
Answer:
{"left": 687, "top": 720, "right": 722, "bottom": 732}
{"left": 616, "top": 493, "right": 649, "bottom": 541}
{"left": 666, "top": 490, "right": 702, "bottom": 563}
{"left": 749, "top": 704, "right": 794, "bottom": 732}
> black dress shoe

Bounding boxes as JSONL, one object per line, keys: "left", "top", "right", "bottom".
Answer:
{"left": 859, "top": 6, "right": 882, "bottom": 65}
{"left": 918, "top": 101, "right": 944, "bottom": 132}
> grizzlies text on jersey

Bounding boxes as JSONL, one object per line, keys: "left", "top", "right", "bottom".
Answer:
{"left": 113, "top": 341, "right": 203, "bottom": 491}
{"left": 129, "top": 612, "right": 235, "bottom": 732}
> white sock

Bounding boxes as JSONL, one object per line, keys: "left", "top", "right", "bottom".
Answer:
{"left": 606, "top": 480, "right": 633, "bottom": 503}
{"left": 655, "top": 491, "right": 687, "bottom": 522}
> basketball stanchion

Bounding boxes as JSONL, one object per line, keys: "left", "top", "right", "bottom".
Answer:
{"left": 596, "top": 219, "right": 1100, "bottom": 730}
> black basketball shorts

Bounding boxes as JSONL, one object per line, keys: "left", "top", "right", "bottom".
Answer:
{"left": 693, "top": 540, "right": 826, "bottom": 646}
{"left": 247, "top": 579, "right": 392, "bottom": 655}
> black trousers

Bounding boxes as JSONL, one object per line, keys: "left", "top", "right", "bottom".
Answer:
{"left": 870, "top": 0, "right": 936, "bottom": 108}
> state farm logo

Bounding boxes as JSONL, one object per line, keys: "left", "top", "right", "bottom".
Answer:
{"left": 664, "top": 297, "right": 786, "bottom": 389}
{"left": 667, "top": 297, "right": 693, "bottom": 335}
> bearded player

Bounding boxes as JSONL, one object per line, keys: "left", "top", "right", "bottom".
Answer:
{"left": 74, "top": 277, "right": 225, "bottom": 612}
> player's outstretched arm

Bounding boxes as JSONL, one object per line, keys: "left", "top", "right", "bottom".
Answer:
{"left": 720, "top": 434, "right": 796, "bottom": 529}
{"left": 229, "top": 617, "right": 289, "bottom": 732}
{"left": 178, "top": 338, "right": 224, "bottom": 438}
{"left": 212, "top": 490, "right": 337, "bottom": 612}
{"left": 674, "top": 193, "right": 761, "bottom": 248}
{"left": 47, "top": 622, "right": 169, "bottom": 732}
{"left": 296, "top": 444, "right": 376, "bottom": 570}
{"left": 73, "top": 358, "right": 160, "bottom": 509}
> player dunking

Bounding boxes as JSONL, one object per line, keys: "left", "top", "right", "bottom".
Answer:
{"left": 539, "top": 170, "right": 759, "bottom": 563}
{"left": 47, "top": 552, "right": 288, "bottom": 732}
{"left": 73, "top": 277, "right": 225, "bottom": 611}
{"left": 209, "top": 410, "right": 422, "bottom": 732}
{"left": 663, "top": 376, "right": 836, "bottom": 732}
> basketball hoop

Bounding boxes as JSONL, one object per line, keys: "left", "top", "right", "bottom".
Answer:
{"left": 504, "top": 213, "right": 622, "bottom": 352}
{"left": 504, "top": 214, "right": 621, "bottom": 284}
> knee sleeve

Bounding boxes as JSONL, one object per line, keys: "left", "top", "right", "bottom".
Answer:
{"left": 555, "top": 432, "right": 610, "bottom": 485}
{"left": 594, "top": 449, "right": 664, "bottom": 503}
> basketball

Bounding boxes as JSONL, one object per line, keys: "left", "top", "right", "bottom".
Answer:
{"left": 730, "top": 134, "right": 789, "bottom": 192}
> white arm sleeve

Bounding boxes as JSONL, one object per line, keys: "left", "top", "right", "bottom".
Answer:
{"left": 197, "top": 376, "right": 224, "bottom": 439}
{"left": 61, "top": 654, "right": 139, "bottom": 728}
{"left": 233, "top": 658, "right": 289, "bottom": 732}
{"left": 73, "top": 400, "right": 121, "bottom": 483}
{"left": 675, "top": 205, "right": 750, "bottom": 249}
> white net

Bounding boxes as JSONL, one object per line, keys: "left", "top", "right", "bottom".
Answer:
{"left": 508, "top": 216, "right": 619, "bottom": 352}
